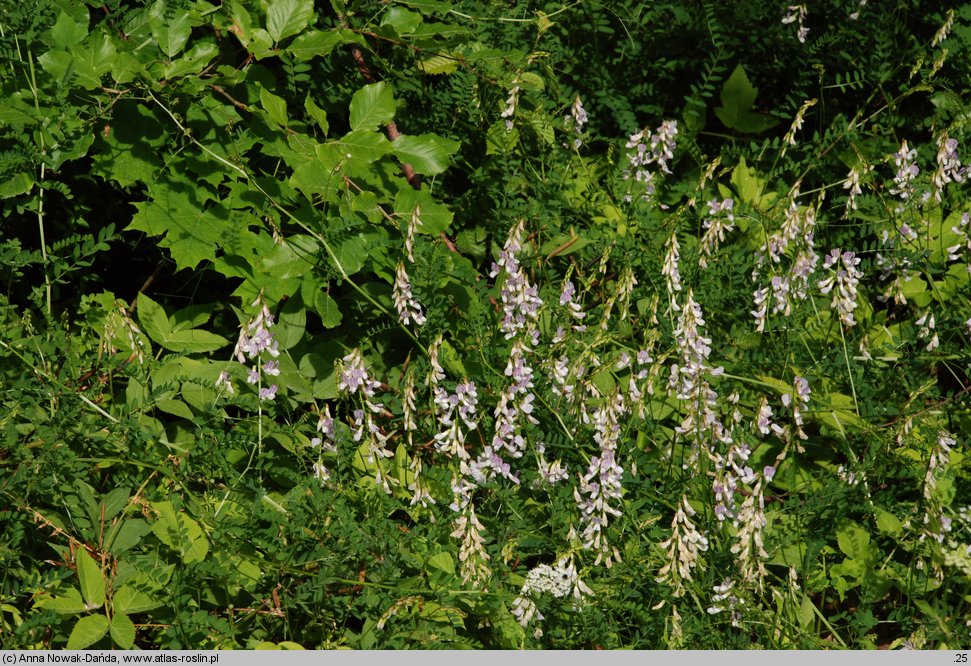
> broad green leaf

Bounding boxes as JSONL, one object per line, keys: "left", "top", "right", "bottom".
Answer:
{"left": 67, "top": 614, "right": 110, "bottom": 650}
{"left": 106, "top": 519, "right": 152, "bottom": 553}
{"left": 380, "top": 7, "right": 423, "bottom": 35}
{"left": 50, "top": 11, "right": 88, "bottom": 49}
{"left": 874, "top": 507, "right": 903, "bottom": 537}
{"left": 0, "top": 173, "right": 34, "bottom": 199}
{"left": 151, "top": 501, "right": 209, "bottom": 565}
{"left": 426, "top": 551, "right": 455, "bottom": 575}
{"left": 394, "top": 188, "right": 453, "bottom": 235}
{"left": 417, "top": 54, "right": 458, "bottom": 75}
{"left": 260, "top": 86, "right": 288, "bottom": 128}
{"left": 391, "top": 134, "right": 459, "bottom": 175}
{"left": 37, "top": 587, "right": 86, "bottom": 614}
{"left": 150, "top": 0, "right": 192, "bottom": 57}
{"left": 333, "top": 234, "right": 369, "bottom": 276}
{"left": 76, "top": 549, "right": 105, "bottom": 609}
{"left": 110, "top": 613, "right": 136, "bottom": 649}
{"left": 163, "top": 41, "right": 219, "bottom": 79}
{"left": 337, "top": 129, "right": 392, "bottom": 163}
{"left": 275, "top": 295, "right": 306, "bottom": 349}
{"left": 127, "top": 182, "right": 230, "bottom": 271}
{"left": 714, "top": 65, "right": 779, "bottom": 134}
{"left": 102, "top": 487, "right": 131, "bottom": 522}
{"left": 304, "top": 96, "right": 329, "bottom": 135}
{"left": 287, "top": 29, "right": 340, "bottom": 60}
{"left": 137, "top": 293, "right": 173, "bottom": 347}
{"left": 156, "top": 399, "right": 195, "bottom": 420}
{"left": 113, "top": 583, "right": 162, "bottom": 615}
{"left": 349, "top": 82, "right": 396, "bottom": 131}
{"left": 486, "top": 121, "right": 519, "bottom": 155}
{"left": 313, "top": 292, "right": 342, "bottom": 328}
{"left": 265, "top": 0, "right": 315, "bottom": 43}
{"left": 836, "top": 522, "right": 871, "bottom": 561}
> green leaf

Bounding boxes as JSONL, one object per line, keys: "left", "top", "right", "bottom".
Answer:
{"left": 50, "top": 11, "right": 88, "bottom": 49}
{"left": 287, "top": 29, "right": 340, "bottom": 60}
{"left": 0, "top": 173, "right": 34, "bottom": 199}
{"left": 151, "top": 501, "right": 209, "bottom": 565}
{"left": 76, "top": 549, "right": 105, "bottom": 609}
{"left": 313, "top": 292, "right": 342, "bottom": 328}
{"left": 163, "top": 329, "right": 229, "bottom": 354}
{"left": 349, "top": 82, "right": 396, "bottom": 131}
{"left": 275, "top": 294, "right": 306, "bottom": 349}
{"left": 37, "top": 587, "right": 87, "bottom": 614}
{"left": 394, "top": 189, "right": 453, "bottom": 235}
{"left": 127, "top": 182, "right": 230, "bottom": 271}
{"left": 714, "top": 64, "right": 780, "bottom": 134}
{"left": 110, "top": 613, "right": 136, "bottom": 649}
{"left": 163, "top": 41, "right": 219, "bottom": 79}
{"left": 113, "top": 583, "right": 162, "bottom": 615}
{"left": 150, "top": 0, "right": 192, "bottom": 57}
{"left": 265, "top": 0, "right": 315, "bottom": 43}
{"left": 391, "top": 134, "right": 459, "bottom": 175}
{"left": 874, "top": 508, "right": 903, "bottom": 537}
{"left": 380, "top": 7, "right": 423, "bottom": 35}
{"left": 260, "top": 86, "right": 288, "bottom": 128}
{"left": 426, "top": 551, "right": 455, "bottom": 575}
{"left": 337, "top": 129, "right": 392, "bottom": 163}
{"left": 106, "top": 519, "right": 152, "bottom": 553}
{"left": 836, "top": 522, "right": 871, "bottom": 561}
{"left": 304, "top": 96, "right": 329, "bottom": 135}
{"left": 67, "top": 614, "right": 110, "bottom": 650}
{"left": 417, "top": 54, "right": 459, "bottom": 75}
{"left": 137, "top": 293, "right": 172, "bottom": 348}
{"left": 486, "top": 121, "right": 519, "bottom": 155}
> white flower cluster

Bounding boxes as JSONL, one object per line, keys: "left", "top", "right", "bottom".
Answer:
{"left": 782, "top": 5, "right": 808, "bottom": 43}
{"left": 393, "top": 262, "right": 426, "bottom": 326}
{"left": 933, "top": 134, "right": 965, "bottom": 201}
{"left": 511, "top": 557, "right": 593, "bottom": 629}
{"left": 947, "top": 212, "right": 971, "bottom": 276}
{"left": 699, "top": 198, "right": 735, "bottom": 268}
{"left": 574, "top": 392, "right": 627, "bottom": 567}
{"left": 623, "top": 120, "right": 678, "bottom": 201}
{"left": 564, "top": 95, "right": 588, "bottom": 149}
{"left": 890, "top": 140, "right": 920, "bottom": 207}
{"left": 491, "top": 220, "right": 544, "bottom": 339}
{"left": 657, "top": 496, "right": 709, "bottom": 596}
{"left": 818, "top": 248, "right": 863, "bottom": 328}
{"left": 223, "top": 293, "right": 282, "bottom": 401}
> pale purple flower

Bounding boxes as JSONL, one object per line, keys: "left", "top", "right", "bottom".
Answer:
{"left": 259, "top": 384, "right": 278, "bottom": 401}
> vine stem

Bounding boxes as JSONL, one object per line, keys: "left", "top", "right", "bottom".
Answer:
{"left": 839, "top": 322, "right": 861, "bottom": 418}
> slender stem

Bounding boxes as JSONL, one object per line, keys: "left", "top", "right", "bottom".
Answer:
{"left": 839, "top": 323, "right": 861, "bottom": 418}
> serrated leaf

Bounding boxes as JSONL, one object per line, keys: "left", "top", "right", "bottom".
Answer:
{"left": 349, "top": 82, "right": 396, "bottom": 131}
{"left": 163, "top": 41, "right": 219, "bottom": 79}
{"left": 127, "top": 182, "right": 229, "bottom": 271}
{"left": 110, "top": 613, "right": 136, "bottom": 649}
{"left": 391, "top": 133, "right": 459, "bottom": 175}
{"left": 149, "top": 0, "right": 192, "bottom": 57}
{"left": 265, "top": 0, "right": 315, "bottom": 43}
{"left": 260, "top": 86, "right": 288, "bottom": 127}
{"left": 50, "top": 11, "right": 87, "bottom": 49}
{"left": 67, "top": 614, "right": 110, "bottom": 650}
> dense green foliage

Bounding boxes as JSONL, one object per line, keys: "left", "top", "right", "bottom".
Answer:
{"left": 1, "top": 0, "right": 970, "bottom": 650}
